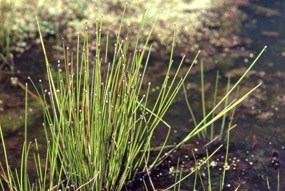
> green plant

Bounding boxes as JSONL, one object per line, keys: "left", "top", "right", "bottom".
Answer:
{"left": 36, "top": 16, "right": 198, "bottom": 190}
{"left": 1, "top": 8, "right": 199, "bottom": 190}
{"left": 0, "top": 6, "right": 266, "bottom": 191}
{"left": 172, "top": 47, "right": 266, "bottom": 190}
{"left": 183, "top": 45, "right": 265, "bottom": 141}
{"left": 0, "top": 0, "right": 15, "bottom": 74}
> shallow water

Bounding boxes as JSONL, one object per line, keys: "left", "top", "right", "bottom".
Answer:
{"left": 237, "top": 0, "right": 285, "bottom": 188}
{"left": 242, "top": 0, "right": 285, "bottom": 72}
{"left": 151, "top": 0, "right": 285, "bottom": 190}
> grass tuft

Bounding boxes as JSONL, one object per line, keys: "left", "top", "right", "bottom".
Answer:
{"left": 0, "top": 8, "right": 266, "bottom": 190}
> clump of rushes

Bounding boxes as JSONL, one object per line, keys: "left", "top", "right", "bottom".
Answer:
{"left": 1, "top": 8, "right": 200, "bottom": 190}
{"left": 36, "top": 11, "right": 198, "bottom": 190}
{"left": 0, "top": 5, "right": 265, "bottom": 191}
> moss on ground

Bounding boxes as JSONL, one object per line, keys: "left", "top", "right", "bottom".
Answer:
{"left": 6, "top": 0, "right": 249, "bottom": 68}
